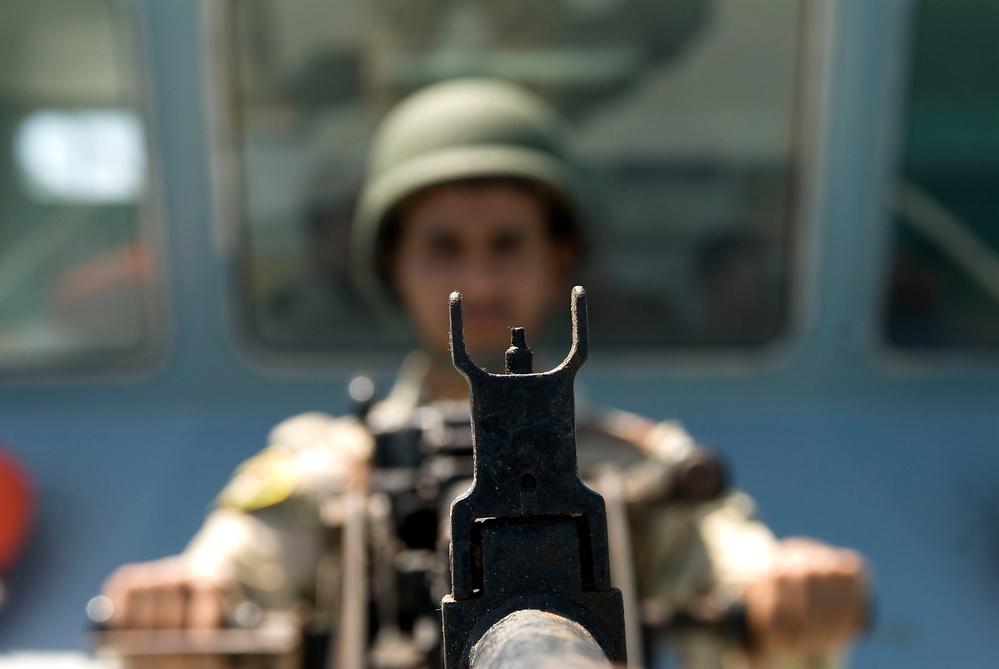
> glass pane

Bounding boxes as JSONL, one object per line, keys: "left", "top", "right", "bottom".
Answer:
{"left": 0, "top": 0, "right": 157, "bottom": 372}
{"left": 884, "top": 0, "right": 999, "bottom": 350}
{"left": 229, "top": 0, "right": 804, "bottom": 353}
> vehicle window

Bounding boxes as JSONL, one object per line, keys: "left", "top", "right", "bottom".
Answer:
{"left": 0, "top": 0, "right": 158, "bottom": 373}
{"left": 227, "top": 0, "right": 806, "bottom": 353}
{"left": 884, "top": 0, "right": 999, "bottom": 350}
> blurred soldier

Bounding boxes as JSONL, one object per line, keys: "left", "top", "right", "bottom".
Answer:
{"left": 101, "top": 79, "right": 868, "bottom": 669}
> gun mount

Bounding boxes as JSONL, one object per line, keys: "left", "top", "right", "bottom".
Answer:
{"left": 441, "top": 286, "right": 627, "bottom": 669}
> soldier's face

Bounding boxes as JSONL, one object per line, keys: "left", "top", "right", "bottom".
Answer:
{"left": 391, "top": 183, "right": 571, "bottom": 362}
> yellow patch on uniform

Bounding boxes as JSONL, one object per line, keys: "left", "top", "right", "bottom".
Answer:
{"left": 218, "top": 450, "right": 300, "bottom": 511}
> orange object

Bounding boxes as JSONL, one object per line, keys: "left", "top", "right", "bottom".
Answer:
{"left": 0, "top": 446, "right": 34, "bottom": 573}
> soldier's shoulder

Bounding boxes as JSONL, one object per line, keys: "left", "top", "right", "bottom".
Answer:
{"left": 577, "top": 407, "right": 695, "bottom": 468}
{"left": 218, "top": 411, "right": 374, "bottom": 512}
{"left": 267, "top": 411, "right": 371, "bottom": 453}
{"left": 579, "top": 408, "right": 731, "bottom": 505}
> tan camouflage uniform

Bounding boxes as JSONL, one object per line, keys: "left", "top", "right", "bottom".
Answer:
{"left": 182, "top": 354, "right": 845, "bottom": 669}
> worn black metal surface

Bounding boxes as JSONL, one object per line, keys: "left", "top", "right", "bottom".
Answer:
{"left": 441, "top": 286, "right": 626, "bottom": 669}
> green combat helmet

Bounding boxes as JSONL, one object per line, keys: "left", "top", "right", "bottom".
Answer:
{"left": 351, "top": 78, "right": 590, "bottom": 323}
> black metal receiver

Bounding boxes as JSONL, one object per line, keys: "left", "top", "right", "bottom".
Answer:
{"left": 441, "top": 286, "right": 627, "bottom": 669}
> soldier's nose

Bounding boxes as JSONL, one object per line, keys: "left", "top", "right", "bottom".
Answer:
{"left": 454, "top": 262, "right": 503, "bottom": 300}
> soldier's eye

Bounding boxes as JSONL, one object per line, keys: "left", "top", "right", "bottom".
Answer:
{"left": 492, "top": 231, "right": 526, "bottom": 255}
{"left": 426, "top": 231, "right": 461, "bottom": 258}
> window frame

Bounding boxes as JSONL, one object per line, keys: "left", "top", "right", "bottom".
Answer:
{"left": 0, "top": 0, "right": 171, "bottom": 380}
{"left": 866, "top": 0, "right": 999, "bottom": 374}
{"left": 206, "top": 0, "right": 836, "bottom": 377}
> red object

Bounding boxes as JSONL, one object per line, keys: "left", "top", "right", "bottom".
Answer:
{"left": 0, "top": 446, "right": 35, "bottom": 573}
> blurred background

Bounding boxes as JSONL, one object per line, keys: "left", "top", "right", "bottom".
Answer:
{"left": 0, "top": 0, "right": 996, "bottom": 666}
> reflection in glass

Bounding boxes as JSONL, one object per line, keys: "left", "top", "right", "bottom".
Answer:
{"left": 0, "top": 0, "right": 154, "bottom": 371}
{"left": 15, "top": 110, "right": 145, "bottom": 203}
{"left": 885, "top": 0, "right": 999, "bottom": 350}
{"left": 228, "top": 0, "right": 804, "bottom": 352}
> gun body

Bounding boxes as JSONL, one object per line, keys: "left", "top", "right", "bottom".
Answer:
{"left": 92, "top": 287, "right": 733, "bottom": 669}
{"left": 442, "top": 287, "right": 626, "bottom": 669}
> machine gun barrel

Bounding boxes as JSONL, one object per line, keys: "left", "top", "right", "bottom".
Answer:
{"left": 468, "top": 609, "right": 612, "bottom": 669}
